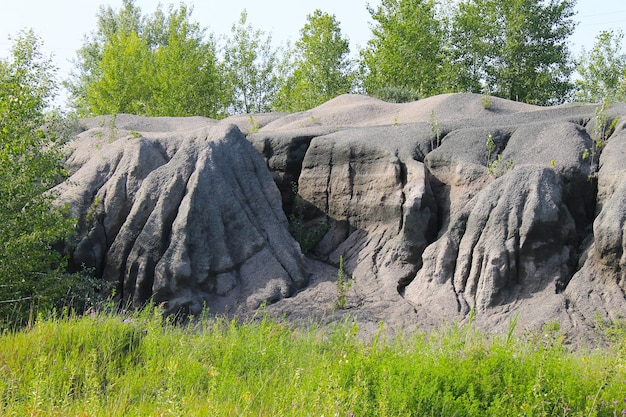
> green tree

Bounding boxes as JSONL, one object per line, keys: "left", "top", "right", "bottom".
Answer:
{"left": 273, "top": 9, "right": 353, "bottom": 112}
{"left": 85, "top": 30, "right": 152, "bottom": 115}
{"left": 222, "top": 10, "right": 281, "bottom": 114}
{"left": 359, "top": 0, "right": 444, "bottom": 101}
{"left": 66, "top": 0, "right": 144, "bottom": 115}
{"left": 0, "top": 30, "right": 91, "bottom": 328}
{"left": 497, "top": 0, "right": 576, "bottom": 104}
{"left": 451, "top": 0, "right": 576, "bottom": 105}
{"left": 68, "top": 0, "right": 223, "bottom": 117}
{"left": 575, "top": 30, "right": 626, "bottom": 103}
{"left": 362, "top": 0, "right": 576, "bottom": 104}
{"left": 447, "top": 0, "right": 496, "bottom": 93}
{"left": 149, "top": 5, "right": 221, "bottom": 116}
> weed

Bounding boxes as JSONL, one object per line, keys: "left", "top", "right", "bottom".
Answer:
{"left": 593, "top": 99, "right": 619, "bottom": 143}
{"left": 335, "top": 256, "right": 352, "bottom": 310}
{"left": 107, "top": 114, "right": 118, "bottom": 143}
{"left": 584, "top": 99, "right": 620, "bottom": 175}
{"left": 93, "top": 125, "right": 104, "bottom": 149}
{"left": 481, "top": 86, "right": 493, "bottom": 109}
{"left": 247, "top": 115, "right": 259, "bottom": 135}
{"left": 486, "top": 132, "right": 513, "bottom": 176}
{"left": 2, "top": 311, "right": 626, "bottom": 415}
{"left": 429, "top": 109, "right": 442, "bottom": 150}
{"left": 488, "top": 154, "right": 514, "bottom": 177}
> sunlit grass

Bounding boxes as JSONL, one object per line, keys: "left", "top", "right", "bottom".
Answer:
{"left": 0, "top": 307, "right": 625, "bottom": 416}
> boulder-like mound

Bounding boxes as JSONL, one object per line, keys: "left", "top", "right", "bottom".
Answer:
{"left": 56, "top": 117, "right": 307, "bottom": 315}
{"left": 56, "top": 95, "right": 626, "bottom": 340}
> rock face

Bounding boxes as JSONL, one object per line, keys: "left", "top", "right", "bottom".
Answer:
{"left": 564, "top": 119, "right": 626, "bottom": 330}
{"left": 56, "top": 116, "right": 306, "bottom": 315}
{"left": 56, "top": 95, "right": 626, "bottom": 340}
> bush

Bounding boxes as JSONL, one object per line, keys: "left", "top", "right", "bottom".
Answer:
{"left": 370, "top": 85, "right": 421, "bottom": 103}
{"left": 0, "top": 30, "right": 100, "bottom": 329}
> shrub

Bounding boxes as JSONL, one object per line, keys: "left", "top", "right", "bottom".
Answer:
{"left": 371, "top": 85, "right": 420, "bottom": 103}
{"left": 0, "top": 30, "right": 101, "bottom": 329}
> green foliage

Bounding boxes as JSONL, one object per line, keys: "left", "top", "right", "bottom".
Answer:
{"left": 222, "top": 10, "right": 281, "bottom": 114}
{"left": 62, "top": 0, "right": 586, "bottom": 115}
{"left": 63, "top": 0, "right": 583, "bottom": 114}
{"left": 498, "top": 0, "right": 576, "bottom": 104}
{"left": 273, "top": 10, "right": 354, "bottom": 112}
{"left": 2, "top": 310, "right": 626, "bottom": 416}
{"left": 575, "top": 30, "right": 626, "bottom": 103}
{"left": 67, "top": 0, "right": 223, "bottom": 117}
{"left": 593, "top": 99, "right": 619, "bottom": 143}
{"left": 335, "top": 255, "right": 352, "bottom": 310}
{"left": 0, "top": 30, "right": 101, "bottom": 329}
{"left": 85, "top": 30, "right": 151, "bottom": 115}
{"left": 369, "top": 84, "right": 421, "bottom": 103}
{"left": 485, "top": 132, "right": 513, "bottom": 176}
{"left": 451, "top": 0, "right": 576, "bottom": 105}
{"left": 447, "top": 0, "right": 494, "bottom": 93}
{"left": 246, "top": 115, "right": 260, "bottom": 135}
{"left": 584, "top": 99, "right": 620, "bottom": 175}
{"left": 429, "top": 109, "right": 442, "bottom": 150}
{"left": 288, "top": 183, "right": 329, "bottom": 254}
{"left": 481, "top": 87, "right": 493, "bottom": 109}
{"left": 361, "top": 0, "right": 444, "bottom": 98}
{"left": 488, "top": 154, "right": 515, "bottom": 177}
{"left": 362, "top": 0, "right": 576, "bottom": 105}
{"left": 148, "top": 5, "right": 221, "bottom": 117}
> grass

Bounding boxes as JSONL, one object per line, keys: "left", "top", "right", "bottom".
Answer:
{"left": 1, "top": 308, "right": 626, "bottom": 416}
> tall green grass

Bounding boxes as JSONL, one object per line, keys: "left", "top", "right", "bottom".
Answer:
{"left": 0, "top": 308, "right": 625, "bottom": 416}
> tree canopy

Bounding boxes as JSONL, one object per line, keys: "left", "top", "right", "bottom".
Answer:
{"left": 575, "top": 30, "right": 626, "bottom": 103}
{"left": 360, "top": 0, "right": 444, "bottom": 100}
{"left": 273, "top": 9, "right": 354, "bottom": 112}
{"left": 361, "top": 0, "right": 577, "bottom": 105}
{"left": 485, "top": 0, "right": 576, "bottom": 104}
{"left": 222, "top": 10, "right": 281, "bottom": 114}
{"left": 68, "top": 0, "right": 222, "bottom": 117}
{"left": 63, "top": 0, "right": 626, "bottom": 114}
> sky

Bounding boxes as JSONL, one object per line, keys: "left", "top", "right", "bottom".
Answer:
{"left": 1, "top": 0, "right": 625, "bottom": 107}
